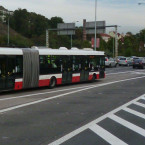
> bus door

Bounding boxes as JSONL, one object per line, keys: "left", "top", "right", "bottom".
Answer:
{"left": 80, "top": 69, "right": 89, "bottom": 81}
{"left": 0, "top": 56, "right": 6, "bottom": 91}
{"left": 80, "top": 56, "right": 89, "bottom": 81}
{"left": 6, "top": 56, "right": 16, "bottom": 89}
{"left": 62, "top": 56, "right": 72, "bottom": 84}
{"left": 99, "top": 56, "right": 105, "bottom": 78}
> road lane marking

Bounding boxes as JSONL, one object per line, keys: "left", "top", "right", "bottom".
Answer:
{"left": 106, "top": 70, "right": 145, "bottom": 75}
{"left": 123, "top": 108, "right": 145, "bottom": 119}
{"left": 132, "top": 72, "right": 145, "bottom": 75}
{"left": 109, "top": 114, "right": 145, "bottom": 137}
{"left": 0, "top": 85, "right": 96, "bottom": 101}
{"left": 48, "top": 94, "right": 145, "bottom": 145}
{"left": 0, "top": 76, "right": 145, "bottom": 114}
{"left": 89, "top": 124, "right": 128, "bottom": 145}
{"left": 133, "top": 102, "right": 145, "bottom": 108}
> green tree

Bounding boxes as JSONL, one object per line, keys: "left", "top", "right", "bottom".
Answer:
{"left": 50, "top": 17, "right": 63, "bottom": 28}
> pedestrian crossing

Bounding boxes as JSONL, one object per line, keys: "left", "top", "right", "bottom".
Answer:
{"left": 49, "top": 94, "right": 145, "bottom": 145}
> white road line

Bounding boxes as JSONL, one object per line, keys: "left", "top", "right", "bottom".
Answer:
{"left": 106, "top": 71, "right": 133, "bottom": 75}
{"left": 0, "top": 85, "right": 95, "bottom": 101}
{"left": 133, "top": 102, "right": 145, "bottom": 108}
{"left": 106, "top": 70, "right": 145, "bottom": 75}
{"left": 123, "top": 108, "right": 145, "bottom": 119}
{"left": 141, "top": 97, "right": 145, "bottom": 100}
{"left": 90, "top": 124, "right": 128, "bottom": 145}
{"left": 109, "top": 114, "right": 145, "bottom": 137}
{"left": 0, "top": 76, "right": 145, "bottom": 114}
{"left": 48, "top": 94, "right": 145, "bottom": 145}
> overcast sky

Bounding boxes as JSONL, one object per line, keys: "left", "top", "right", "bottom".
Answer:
{"left": 1, "top": 0, "right": 145, "bottom": 34}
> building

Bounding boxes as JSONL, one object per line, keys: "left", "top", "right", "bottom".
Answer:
{"left": 100, "top": 33, "right": 111, "bottom": 42}
{"left": 109, "top": 31, "right": 124, "bottom": 40}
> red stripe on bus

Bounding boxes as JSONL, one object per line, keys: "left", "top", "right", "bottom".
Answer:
{"left": 89, "top": 75, "right": 93, "bottom": 80}
{"left": 14, "top": 82, "right": 23, "bottom": 90}
{"left": 56, "top": 78, "right": 62, "bottom": 85}
{"left": 97, "top": 74, "right": 99, "bottom": 79}
{"left": 39, "top": 79, "right": 50, "bottom": 87}
{"left": 72, "top": 76, "right": 80, "bottom": 83}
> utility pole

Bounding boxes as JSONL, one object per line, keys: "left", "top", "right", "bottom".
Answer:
{"left": 46, "top": 29, "right": 49, "bottom": 48}
{"left": 138, "top": 2, "right": 145, "bottom": 48}
{"left": 7, "top": 13, "right": 10, "bottom": 46}
{"left": 94, "top": 0, "right": 97, "bottom": 51}
{"left": 115, "top": 25, "right": 118, "bottom": 58}
{"left": 113, "top": 37, "right": 115, "bottom": 58}
{"left": 0, "top": 10, "right": 13, "bottom": 46}
{"left": 71, "top": 35, "right": 72, "bottom": 48}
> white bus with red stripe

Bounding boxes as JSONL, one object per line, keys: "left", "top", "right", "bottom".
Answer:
{"left": 0, "top": 47, "right": 105, "bottom": 92}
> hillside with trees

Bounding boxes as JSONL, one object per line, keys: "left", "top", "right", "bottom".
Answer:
{"left": 0, "top": 7, "right": 145, "bottom": 56}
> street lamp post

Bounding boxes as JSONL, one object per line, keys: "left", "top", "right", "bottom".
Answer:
{"left": 7, "top": 13, "right": 10, "bottom": 46}
{"left": 0, "top": 10, "right": 13, "bottom": 46}
{"left": 138, "top": 2, "right": 145, "bottom": 47}
{"left": 71, "top": 21, "right": 79, "bottom": 48}
{"left": 94, "top": 0, "right": 97, "bottom": 51}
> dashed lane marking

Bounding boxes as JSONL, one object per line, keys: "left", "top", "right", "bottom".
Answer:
{"left": 106, "top": 70, "right": 145, "bottom": 75}
{"left": 48, "top": 94, "right": 145, "bottom": 145}
{"left": 131, "top": 72, "right": 145, "bottom": 75}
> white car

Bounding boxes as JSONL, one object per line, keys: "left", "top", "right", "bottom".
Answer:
{"left": 118, "top": 57, "right": 133, "bottom": 66}
{"left": 105, "top": 57, "right": 117, "bottom": 67}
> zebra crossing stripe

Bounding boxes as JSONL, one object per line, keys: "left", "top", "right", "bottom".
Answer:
{"left": 133, "top": 102, "right": 145, "bottom": 108}
{"left": 109, "top": 114, "right": 145, "bottom": 137}
{"left": 89, "top": 124, "right": 128, "bottom": 145}
{"left": 123, "top": 108, "right": 145, "bottom": 119}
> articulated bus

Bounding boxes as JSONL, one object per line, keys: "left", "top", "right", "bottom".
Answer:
{"left": 0, "top": 47, "right": 105, "bottom": 92}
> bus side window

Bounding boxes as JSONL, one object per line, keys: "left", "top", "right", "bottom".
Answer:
{"left": 62, "top": 56, "right": 72, "bottom": 72}
{"left": 7, "top": 56, "right": 16, "bottom": 76}
{"left": 51, "top": 56, "right": 61, "bottom": 73}
{"left": 73, "top": 56, "right": 80, "bottom": 72}
{"left": 15, "top": 56, "right": 23, "bottom": 78}
{"left": 40, "top": 55, "right": 51, "bottom": 74}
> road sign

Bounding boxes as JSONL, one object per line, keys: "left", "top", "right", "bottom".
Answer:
{"left": 91, "top": 38, "right": 100, "bottom": 48}
{"left": 86, "top": 21, "right": 106, "bottom": 34}
{"left": 57, "top": 23, "right": 75, "bottom": 35}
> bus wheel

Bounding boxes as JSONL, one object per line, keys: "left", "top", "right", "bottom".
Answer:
{"left": 49, "top": 77, "right": 56, "bottom": 88}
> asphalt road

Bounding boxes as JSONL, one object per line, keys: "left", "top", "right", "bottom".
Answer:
{"left": 0, "top": 66, "right": 145, "bottom": 145}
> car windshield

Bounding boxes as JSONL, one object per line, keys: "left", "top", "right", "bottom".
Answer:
{"left": 120, "top": 58, "right": 126, "bottom": 60}
{"left": 133, "top": 58, "right": 139, "bottom": 60}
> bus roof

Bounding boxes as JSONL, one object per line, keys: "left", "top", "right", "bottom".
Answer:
{"left": 0, "top": 47, "right": 104, "bottom": 56}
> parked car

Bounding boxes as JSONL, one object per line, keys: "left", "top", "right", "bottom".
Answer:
{"left": 116, "top": 56, "right": 124, "bottom": 63}
{"left": 133, "top": 57, "right": 145, "bottom": 69}
{"left": 118, "top": 57, "right": 133, "bottom": 66}
{"left": 133, "top": 57, "right": 140, "bottom": 61}
{"left": 105, "top": 57, "right": 117, "bottom": 67}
